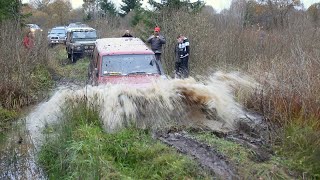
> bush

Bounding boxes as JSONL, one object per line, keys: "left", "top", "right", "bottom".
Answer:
{"left": 0, "top": 20, "right": 52, "bottom": 109}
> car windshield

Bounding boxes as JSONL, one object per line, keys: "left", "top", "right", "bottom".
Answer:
{"left": 72, "top": 31, "right": 97, "bottom": 40}
{"left": 50, "top": 29, "right": 65, "bottom": 34}
{"left": 101, "top": 54, "right": 160, "bottom": 76}
{"left": 29, "top": 24, "right": 40, "bottom": 29}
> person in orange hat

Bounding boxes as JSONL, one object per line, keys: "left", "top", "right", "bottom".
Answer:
{"left": 147, "top": 26, "right": 166, "bottom": 62}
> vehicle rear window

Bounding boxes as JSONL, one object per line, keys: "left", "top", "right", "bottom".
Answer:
{"left": 102, "top": 54, "right": 160, "bottom": 76}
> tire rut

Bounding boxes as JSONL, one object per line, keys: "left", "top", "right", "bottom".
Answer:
{"left": 155, "top": 132, "right": 238, "bottom": 179}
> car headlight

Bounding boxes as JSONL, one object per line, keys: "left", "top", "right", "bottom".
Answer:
{"left": 76, "top": 46, "right": 82, "bottom": 50}
{"left": 30, "top": 28, "right": 35, "bottom": 32}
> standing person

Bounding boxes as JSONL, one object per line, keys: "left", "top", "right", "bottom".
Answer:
{"left": 147, "top": 26, "right": 166, "bottom": 62}
{"left": 23, "top": 31, "right": 35, "bottom": 49}
{"left": 122, "top": 30, "right": 133, "bottom": 37}
{"left": 176, "top": 34, "right": 190, "bottom": 78}
{"left": 174, "top": 36, "right": 183, "bottom": 78}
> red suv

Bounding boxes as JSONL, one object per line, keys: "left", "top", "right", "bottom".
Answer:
{"left": 88, "top": 38, "right": 165, "bottom": 87}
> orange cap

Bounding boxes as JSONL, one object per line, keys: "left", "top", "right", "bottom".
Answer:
{"left": 154, "top": 27, "right": 160, "bottom": 32}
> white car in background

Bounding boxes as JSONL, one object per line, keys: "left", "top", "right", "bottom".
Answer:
{"left": 47, "top": 26, "right": 67, "bottom": 46}
{"left": 26, "top": 24, "right": 43, "bottom": 33}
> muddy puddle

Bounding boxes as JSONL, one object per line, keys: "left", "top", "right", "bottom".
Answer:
{"left": 0, "top": 119, "right": 46, "bottom": 179}
{"left": 0, "top": 71, "right": 270, "bottom": 178}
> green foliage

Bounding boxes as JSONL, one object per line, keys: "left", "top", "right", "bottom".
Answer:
{"left": 39, "top": 100, "right": 210, "bottom": 179}
{"left": 30, "top": 65, "right": 53, "bottom": 92}
{"left": 148, "top": 0, "right": 204, "bottom": 11}
{"left": 0, "top": 108, "right": 18, "bottom": 132}
{"left": 49, "top": 45, "right": 90, "bottom": 81}
{"left": 99, "top": 0, "right": 117, "bottom": 16}
{"left": 120, "top": 0, "right": 142, "bottom": 16}
{"left": 0, "top": 0, "right": 21, "bottom": 21}
{"left": 276, "top": 121, "right": 320, "bottom": 178}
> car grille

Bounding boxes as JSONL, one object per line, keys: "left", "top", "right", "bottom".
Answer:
{"left": 51, "top": 37, "right": 58, "bottom": 40}
{"left": 84, "top": 45, "right": 94, "bottom": 49}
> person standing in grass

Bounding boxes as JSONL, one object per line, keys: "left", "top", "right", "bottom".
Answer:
{"left": 175, "top": 34, "right": 190, "bottom": 78}
{"left": 147, "top": 26, "right": 166, "bottom": 62}
{"left": 23, "top": 31, "right": 35, "bottom": 49}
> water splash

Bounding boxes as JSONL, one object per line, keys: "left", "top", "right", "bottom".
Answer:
{"left": 26, "top": 71, "right": 260, "bottom": 147}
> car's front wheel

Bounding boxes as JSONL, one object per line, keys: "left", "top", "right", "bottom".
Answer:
{"left": 71, "top": 52, "right": 77, "bottom": 63}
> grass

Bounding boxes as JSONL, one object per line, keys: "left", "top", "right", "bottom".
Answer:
{"left": 0, "top": 108, "right": 19, "bottom": 133}
{"left": 39, "top": 100, "right": 210, "bottom": 179}
{"left": 190, "top": 131, "right": 293, "bottom": 179}
{"left": 276, "top": 120, "right": 320, "bottom": 178}
{"left": 30, "top": 65, "right": 54, "bottom": 92}
{"left": 48, "top": 45, "right": 90, "bottom": 81}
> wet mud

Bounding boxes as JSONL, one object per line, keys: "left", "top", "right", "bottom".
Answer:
{"left": 155, "top": 131, "right": 238, "bottom": 179}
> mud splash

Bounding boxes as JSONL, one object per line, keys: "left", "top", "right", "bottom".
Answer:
{"left": 25, "top": 71, "right": 261, "bottom": 148}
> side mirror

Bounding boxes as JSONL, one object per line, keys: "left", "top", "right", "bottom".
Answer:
{"left": 94, "top": 68, "right": 98, "bottom": 77}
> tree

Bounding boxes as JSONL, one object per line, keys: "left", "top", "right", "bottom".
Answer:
{"left": 148, "top": 0, "right": 204, "bottom": 11}
{"left": 120, "top": 0, "right": 141, "bottom": 16}
{"left": 0, "top": 0, "right": 22, "bottom": 21}
{"left": 243, "top": 0, "right": 302, "bottom": 29}
{"left": 99, "top": 0, "right": 117, "bottom": 16}
{"left": 262, "top": 0, "right": 302, "bottom": 28}
{"left": 83, "top": 0, "right": 98, "bottom": 20}
{"left": 307, "top": 3, "right": 320, "bottom": 26}
{"left": 44, "top": 0, "right": 72, "bottom": 25}
{"left": 30, "top": 0, "right": 51, "bottom": 10}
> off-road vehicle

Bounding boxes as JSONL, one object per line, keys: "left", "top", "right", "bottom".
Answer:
{"left": 47, "top": 26, "right": 67, "bottom": 47}
{"left": 65, "top": 26, "right": 97, "bottom": 63}
{"left": 88, "top": 37, "right": 165, "bottom": 87}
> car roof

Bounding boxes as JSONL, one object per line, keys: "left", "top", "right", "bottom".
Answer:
{"left": 52, "top": 26, "right": 66, "bottom": 29}
{"left": 96, "top": 38, "right": 154, "bottom": 55}
{"left": 27, "top": 24, "right": 40, "bottom": 27}
{"left": 66, "top": 27, "right": 95, "bottom": 32}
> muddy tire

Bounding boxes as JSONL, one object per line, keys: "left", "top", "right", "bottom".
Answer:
{"left": 71, "top": 53, "right": 77, "bottom": 63}
{"left": 87, "top": 71, "right": 93, "bottom": 86}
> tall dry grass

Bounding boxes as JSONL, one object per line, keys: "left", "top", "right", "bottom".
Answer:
{"left": 0, "top": 20, "right": 51, "bottom": 109}
{"left": 128, "top": 8, "right": 320, "bottom": 128}
{"left": 135, "top": 8, "right": 320, "bottom": 176}
{"left": 88, "top": 9, "right": 319, "bottom": 128}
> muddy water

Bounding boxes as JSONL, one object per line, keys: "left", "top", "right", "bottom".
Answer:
{"left": 29, "top": 71, "right": 260, "bottom": 134}
{"left": 16, "top": 71, "right": 260, "bottom": 141}
{"left": 0, "top": 71, "right": 261, "bottom": 178}
{"left": 0, "top": 119, "right": 46, "bottom": 179}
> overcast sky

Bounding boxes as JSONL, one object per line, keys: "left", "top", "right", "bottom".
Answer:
{"left": 22, "top": 0, "right": 320, "bottom": 12}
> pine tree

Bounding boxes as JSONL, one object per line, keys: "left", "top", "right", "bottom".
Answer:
{"left": 120, "top": 0, "right": 142, "bottom": 16}
{"left": 0, "top": 0, "right": 22, "bottom": 21}
{"left": 99, "top": 0, "right": 117, "bottom": 16}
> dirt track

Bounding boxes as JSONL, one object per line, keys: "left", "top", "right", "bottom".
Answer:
{"left": 155, "top": 131, "right": 238, "bottom": 179}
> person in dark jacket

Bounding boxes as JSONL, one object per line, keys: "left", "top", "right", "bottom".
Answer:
{"left": 175, "top": 34, "right": 190, "bottom": 78}
{"left": 122, "top": 30, "right": 133, "bottom": 37}
{"left": 147, "top": 26, "right": 166, "bottom": 62}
